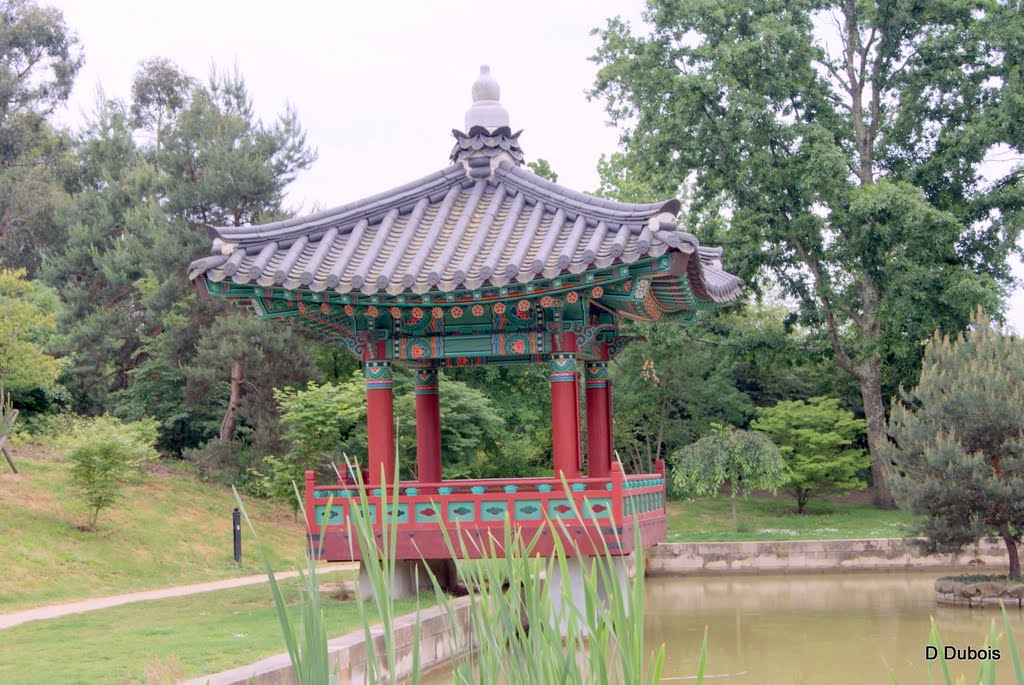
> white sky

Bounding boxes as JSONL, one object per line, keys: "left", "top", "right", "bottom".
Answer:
{"left": 50, "top": 0, "right": 1024, "bottom": 332}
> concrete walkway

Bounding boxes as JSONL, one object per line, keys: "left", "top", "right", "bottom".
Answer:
{"left": 0, "top": 563, "right": 358, "bottom": 631}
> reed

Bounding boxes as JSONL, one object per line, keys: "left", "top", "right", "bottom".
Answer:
{"left": 232, "top": 484, "right": 332, "bottom": 685}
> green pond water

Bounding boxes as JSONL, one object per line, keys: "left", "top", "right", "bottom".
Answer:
{"left": 424, "top": 572, "right": 1024, "bottom": 684}
{"left": 648, "top": 573, "right": 1022, "bottom": 684}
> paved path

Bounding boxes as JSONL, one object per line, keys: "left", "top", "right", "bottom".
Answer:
{"left": 0, "top": 563, "right": 358, "bottom": 630}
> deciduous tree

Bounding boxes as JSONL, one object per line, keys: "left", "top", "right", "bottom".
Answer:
{"left": 0, "top": 268, "right": 62, "bottom": 396}
{"left": 752, "top": 396, "right": 869, "bottom": 513}
{"left": 66, "top": 415, "right": 158, "bottom": 530}
{"left": 591, "top": 0, "right": 1023, "bottom": 507}
{"left": 0, "top": 0, "right": 82, "bottom": 157}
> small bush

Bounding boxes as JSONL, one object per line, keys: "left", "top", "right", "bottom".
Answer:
{"left": 65, "top": 416, "right": 158, "bottom": 529}
{"left": 17, "top": 411, "right": 80, "bottom": 448}
{"left": 182, "top": 438, "right": 251, "bottom": 481}
{"left": 246, "top": 454, "right": 304, "bottom": 515}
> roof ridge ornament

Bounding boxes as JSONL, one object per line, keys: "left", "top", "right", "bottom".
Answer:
{"left": 451, "top": 66, "right": 524, "bottom": 179}
{"left": 466, "top": 65, "right": 508, "bottom": 130}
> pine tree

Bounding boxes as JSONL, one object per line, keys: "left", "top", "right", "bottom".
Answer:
{"left": 884, "top": 310, "right": 1024, "bottom": 581}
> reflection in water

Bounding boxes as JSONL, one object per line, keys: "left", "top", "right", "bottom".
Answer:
{"left": 650, "top": 573, "right": 1023, "bottom": 685}
{"left": 421, "top": 573, "right": 1023, "bottom": 684}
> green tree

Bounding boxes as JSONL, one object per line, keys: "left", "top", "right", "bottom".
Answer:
{"left": 526, "top": 158, "right": 558, "bottom": 182}
{"left": 275, "top": 377, "right": 367, "bottom": 474}
{"left": 884, "top": 311, "right": 1024, "bottom": 581}
{"left": 0, "top": 0, "right": 81, "bottom": 274}
{"left": 129, "top": 57, "right": 194, "bottom": 163}
{"left": 183, "top": 313, "right": 318, "bottom": 452}
{"left": 0, "top": 0, "right": 81, "bottom": 161}
{"left": 394, "top": 374, "right": 507, "bottom": 479}
{"left": 44, "top": 97, "right": 164, "bottom": 414}
{"left": 144, "top": 63, "right": 318, "bottom": 453}
{"left": 0, "top": 268, "right": 62, "bottom": 396}
{"left": 590, "top": 0, "right": 1022, "bottom": 507}
{"left": 752, "top": 397, "right": 870, "bottom": 513}
{"left": 46, "top": 61, "right": 321, "bottom": 460}
{"left": 159, "top": 65, "right": 315, "bottom": 227}
{"left": 672, "top": 426, "right": 788, "bottom": 532}
{"left": 611, "top": 321, "right": 754, "bottom": 473}
{"left": 447, "top": 364, "right": 550, "bottom": 470}
{"left": 66, "top": 415, "right": 158, "bottom": 530}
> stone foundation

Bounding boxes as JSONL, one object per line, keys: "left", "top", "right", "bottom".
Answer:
{"left": 646, "top": 538, "right": 1008, "bottom": 576}
{"left": 357, "top": 558, "right": 458, "bottom": 599}
{"left": 935, "top": 577, "right": 1024, "bottom": 608}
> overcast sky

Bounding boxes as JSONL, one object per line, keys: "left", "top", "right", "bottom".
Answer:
{"left": 50, "top": 0, "right": 1024, "bottom": 331}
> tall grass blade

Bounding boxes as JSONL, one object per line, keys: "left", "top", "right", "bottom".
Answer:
{"left": 1002, "top": 604, "right": 1024, "bottom": 684}
{"left": 695, "top": 626, "right": 708, "bottom": 685}
{"left": 928, "top": 617, "right": 955, "bottom": 685}
{"left": 232, "top": 485, "right": 328, "bottom": 685}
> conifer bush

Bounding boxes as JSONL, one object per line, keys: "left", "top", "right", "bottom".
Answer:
{"left": 884, "top": 310, "right": 1024, "bottom": 581}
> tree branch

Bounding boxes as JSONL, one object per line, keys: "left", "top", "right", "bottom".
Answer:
{"left": 791, "top": 233, "right": 859, "bottom": 378}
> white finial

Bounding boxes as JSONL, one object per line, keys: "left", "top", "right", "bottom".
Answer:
{"left": 465, "top": 64, "right": 509, "bottom": 130}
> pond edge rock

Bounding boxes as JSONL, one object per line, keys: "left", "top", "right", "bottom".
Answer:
{"left": 935, "top": 576, "right": 1024, "bottom": 608}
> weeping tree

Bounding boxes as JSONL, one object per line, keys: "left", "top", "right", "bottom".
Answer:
{"left": 671, "top": 426, "right": 788, "bottom": 532}
{"left": 884, "top": 310, "right": 1024, "bottom": 581}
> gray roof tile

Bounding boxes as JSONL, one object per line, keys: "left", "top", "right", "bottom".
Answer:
{"left": 190, "top": 163, "right": 741, "bottom": 303}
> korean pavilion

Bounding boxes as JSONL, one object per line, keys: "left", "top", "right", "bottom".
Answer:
{"left": 188, "top": 66, "right": 741, "bottom": 589}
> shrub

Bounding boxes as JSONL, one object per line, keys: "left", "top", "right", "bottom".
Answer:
{"left": 275, "top": 377, "right": 366, "bottom": 473}
{"left": 751, "top": 396, "right": 869, "bottom": 513}
{"left": 65, "top": 416, "right": 158, "bottom": 529}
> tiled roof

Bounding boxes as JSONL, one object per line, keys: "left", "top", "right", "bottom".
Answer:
{"left": 188, "top": 160, "right": 741, "bottom": 304}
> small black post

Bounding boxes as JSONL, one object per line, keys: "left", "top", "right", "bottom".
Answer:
{"left": 232, "top": 507, "right": 242, "bottom": 565}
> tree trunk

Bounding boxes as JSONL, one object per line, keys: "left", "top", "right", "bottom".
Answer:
{"left": 1000, "top": 523, "right": 1021, "bottom": 581}
{"left": 857, "top": 360, "right": 896, "bottom": 509}
{"left": 219, "top": 357, "right": 243, "bottom": 442}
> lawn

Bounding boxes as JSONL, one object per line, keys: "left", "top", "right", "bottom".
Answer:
{"left": 664, "top": 494, "right": 921, "bottom": 542}
{"left": 0, "top": 445, "right": 309, "bottom": 611}
{"left": 0, "top": 575, "right": 427, "bottom": 685}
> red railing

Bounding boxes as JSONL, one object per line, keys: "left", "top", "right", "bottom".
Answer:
{"left": 303, "top": 459, "right": 667, "bottom": 560}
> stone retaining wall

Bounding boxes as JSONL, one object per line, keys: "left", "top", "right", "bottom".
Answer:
{"left": 646, "top": 538, "right": 1009, "bottom": 576}
{"left": 935, "top": 577, "right": 1024, "bottom": 608}
{"left": 180, "top": 595, "right": 474, "bottom": 685}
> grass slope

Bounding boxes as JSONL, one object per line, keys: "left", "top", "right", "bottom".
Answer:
{"left": 0, "top": 577, "right": 425, "bottom": 685}
{"left": 665, "top": 495, "right": 920, "bottom": 542}
{"left": 1, "top": 445, "right": 308, "bottom": 611}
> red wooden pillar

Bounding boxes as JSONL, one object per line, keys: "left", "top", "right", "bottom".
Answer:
{"left": 415, "top": 367, "right": 442, "bottom": 484}
{"left": 584, "top": 359, "right": 612, "bottom": 478}
{"left": 365, "top": 359, "right": 395, "bottom": 486}
{"left": 549, "top": 350, "right": 582, "bottom": 479}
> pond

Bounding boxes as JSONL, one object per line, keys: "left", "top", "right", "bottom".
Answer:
{"left": 649, "top": 573, "right": 1022, "bottom": 684}
{"left": 423, "top": 572, "right": 1023, "bottom": 684}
